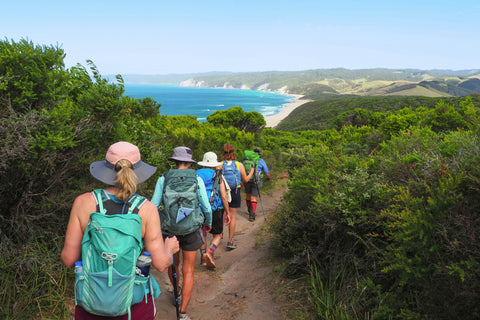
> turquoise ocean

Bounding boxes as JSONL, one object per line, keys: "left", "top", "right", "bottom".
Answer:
{"left": 124, "top": 84, "right": 294, "bottom": 121}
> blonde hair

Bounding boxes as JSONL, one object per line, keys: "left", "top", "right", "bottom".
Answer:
{"left": 114, "top": 159, "right": 138, "bottom": 201}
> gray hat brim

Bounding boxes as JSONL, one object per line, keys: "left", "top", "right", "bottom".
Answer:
{"left": 167, "top": 156, "right": 197, "bottom": 163}
{"left": 90, "top": 160, "right": 157, "bottom": 185}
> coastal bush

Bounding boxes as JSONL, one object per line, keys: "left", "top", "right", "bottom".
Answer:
{"left": 269, "top": 98, "right": 480, "bottom": 319}
{"left": 0, "top": 39, "right": 172, "bottom": 318}
{"left": 0, "top": 39, "right": 68, "bottom": 113}
{"left": 277, "top": 95, "right": 480, "bottom": 132}
{"left": 207, "top": 106, "right": 266, "bottom": 133}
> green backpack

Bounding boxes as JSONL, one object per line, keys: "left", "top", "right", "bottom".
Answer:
{"left": 243, "top": 150, "right": 262, "bottom": 181}
{"left": 75, "top": 190, "right": 152, "bottom": 319}
{"left": 160, "top": 169, "right": 204, "bottom": 236}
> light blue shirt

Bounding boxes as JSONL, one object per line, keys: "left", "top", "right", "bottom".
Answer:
{"left": 257, "top": 158, "right": 269, "bottom": 177}
{"left": 151, "top": 174, "right": 212, "bottom": 227}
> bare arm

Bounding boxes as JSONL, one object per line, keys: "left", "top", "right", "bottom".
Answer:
{"left": 219, "top": 178, "right": 231, "bottom": 224}
{"left": 140, "top": 201, "right": 179, "bottom": 272}
{"left": 61, "top": 192, "right": 96, "bottom": 268}
{"left": 62, "top": 191, "right": 179, "bottom": 271}
{"left": 239, "top": 162, "right": 254, "bottom": 183}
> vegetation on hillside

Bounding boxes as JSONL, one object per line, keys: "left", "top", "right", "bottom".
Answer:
{"left": 276, "top": 96, "right": 480, "bottom": 132}
{"left": 123, "top": 68, "right": 480, "bottom": 98}
{"left": 1, "top": 39, "right": 480, "bottom": 319}
{"left": 268, "top": 95, "right": 480, "bottom": 319}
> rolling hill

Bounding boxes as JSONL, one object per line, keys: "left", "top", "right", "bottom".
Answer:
{"left": 120, "top": 68, "right": 480, "bottom": 98}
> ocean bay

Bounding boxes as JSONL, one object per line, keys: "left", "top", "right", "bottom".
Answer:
{"left": 124, "top": 84, "right": 294, "bottom": 121}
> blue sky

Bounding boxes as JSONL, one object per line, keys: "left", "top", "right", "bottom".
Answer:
{"left": 2, "top": 0, "right": 479, "bottom": 75}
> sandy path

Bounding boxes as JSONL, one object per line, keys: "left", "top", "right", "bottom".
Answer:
{"left": 152, "top": 186, "right": 287, "bottom": 320}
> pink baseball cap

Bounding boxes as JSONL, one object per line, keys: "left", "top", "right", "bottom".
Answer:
{"left": 90, "top": 141, "right": 156, "bottom": 185}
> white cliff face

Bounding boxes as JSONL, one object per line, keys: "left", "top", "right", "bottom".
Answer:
{"left": 256, "top": 83, "right": 270, "bottom": 91}
{"left": 179, "top": 79, "right": 288, "bottom": 93}
{"left": 179, "top": 79, "right": 206, "bottom": 87}
{"left": 276, "top": 86, "right": 288, "bottom": 94}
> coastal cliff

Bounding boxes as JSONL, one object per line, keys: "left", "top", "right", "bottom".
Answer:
{"left": 179, "top": 78, "right": 289, "bottom": 94}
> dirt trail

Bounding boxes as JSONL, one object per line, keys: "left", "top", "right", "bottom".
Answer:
{"left": 152, "top": 187, "right": 286, "bottom": 320}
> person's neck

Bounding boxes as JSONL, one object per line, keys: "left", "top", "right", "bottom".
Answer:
{"left": 106, "top": 186, "right": 118, "bottom": 194}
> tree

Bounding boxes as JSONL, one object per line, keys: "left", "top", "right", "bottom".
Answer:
{"left": 206, "top": 106, "right": 265, "bottom": 132}
{"left": 0, "top": 39, "right": 68, "bottom": 113}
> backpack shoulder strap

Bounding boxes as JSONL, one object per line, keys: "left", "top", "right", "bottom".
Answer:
{"left": 92, "top": 189, "right": 106, "bottom": 214}
{"left": 126, "top": 194, "right": 146, "bottom": 214}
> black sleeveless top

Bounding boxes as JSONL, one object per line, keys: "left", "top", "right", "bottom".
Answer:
{"left": 94, "top": 189, "right": 146, "bottom": 215}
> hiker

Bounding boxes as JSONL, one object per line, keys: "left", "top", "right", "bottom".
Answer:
{"left": 151, "top": 146, "right": 213, "bottom": 320}
{"left": 197, "top": 151, "right": 232, "bottom": 269}
{"left": 61, "top": 141, "right": 180, "bottom": 320}
{"left": 221, "top": 143, "right": 254, "bottom": 250}
{"left": 245, "top": 147, "right": 271, "bottom": 221}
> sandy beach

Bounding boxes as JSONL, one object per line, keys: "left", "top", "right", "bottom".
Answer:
{"left": 264, "top": 95, "right": 311, "bottom": 128}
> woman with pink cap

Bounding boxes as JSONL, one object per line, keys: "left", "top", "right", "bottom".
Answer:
{"left": 61, "top": 141, "right": 179, "bottom": 320}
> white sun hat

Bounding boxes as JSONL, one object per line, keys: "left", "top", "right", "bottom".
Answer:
{"left": 197, "top": 152, "right": 223, "bottom": 168}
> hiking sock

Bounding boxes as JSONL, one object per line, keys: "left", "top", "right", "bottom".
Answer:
{"left": 248, "top": 203, "right": 253, "bottom": 215}
{"left": 251, "top": 201, "right": 257, "bottom": 214}
{"left": 246, "top": 200, "right": 251, "bottom": 208}
{"left": 209, "top": 244, "right": 217, "bottom": 254}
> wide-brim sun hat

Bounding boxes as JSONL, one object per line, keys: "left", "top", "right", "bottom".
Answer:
{"left": 198, "top": 151, "right": 223, "bottom": 168}
{"left": 90, "top": 141, "right": 157, "bottom": 185}
{"left": 167, "top": 146, "right": 196, "bottom": 163}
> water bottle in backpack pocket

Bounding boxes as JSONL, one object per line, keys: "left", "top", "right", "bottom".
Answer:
{"left": 136, "top": 251, "right": 152, "bottom": 277}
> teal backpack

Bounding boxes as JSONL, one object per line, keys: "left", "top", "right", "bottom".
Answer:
{"left": 243, "top": 150, "right": 262, "bottom": 181}
{"left": 160, "top": 169, "right": 204, "bottom": 236}
{"left": 75, "top": 190, "right": 154, "bottom": 319}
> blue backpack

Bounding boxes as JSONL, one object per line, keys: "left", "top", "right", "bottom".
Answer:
{"left": 75, "top": 190, "right": 155, "bottom": 319}
{"left": 197, "top": 168, "right": 223, "bottom": 211}
{"left": 222, "top": 160, "right": 241, "bottom": 189}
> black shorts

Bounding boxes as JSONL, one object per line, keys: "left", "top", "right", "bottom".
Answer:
{"left": 229, "top": 187, "right": 241, "bottom": 208}
{"left": 245, "top": 180, "right": 263, "bottom": 196}
{"left": 210, "top": 208, "right": 224, "bottom": 235}
{"left": 164, "top": 228, "right": 204, "bottom": 252}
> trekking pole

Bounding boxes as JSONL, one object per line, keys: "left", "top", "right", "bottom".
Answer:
{"left": 209, "top": 169, "right": 222, "bottom": 206}
{"left": 171, "top": 254, "right": 180, "bottom": 320}
{"left": 254, "top": 176, "right": 266, "bottom": 221}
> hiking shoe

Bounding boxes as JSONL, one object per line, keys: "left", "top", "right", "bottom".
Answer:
{"left": 178, "top": 313, "right": 191, "bottom": 320}
{"left": 226, "top": 241, "right": 237, "bottom": 251}
{"left": 203, "top": 250, "right": 216, "bottom": 269}
{"left": 200, "top": 256, "right": 207, "bottom": 266}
